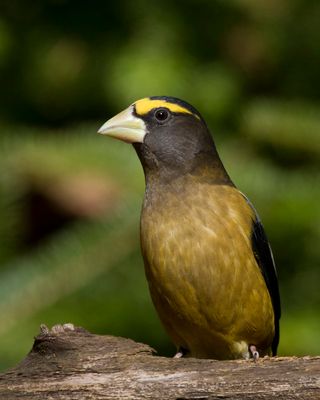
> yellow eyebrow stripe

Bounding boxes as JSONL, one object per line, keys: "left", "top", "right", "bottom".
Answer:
{"left": 134, "top": 98, "right": 196, "bottom": 117}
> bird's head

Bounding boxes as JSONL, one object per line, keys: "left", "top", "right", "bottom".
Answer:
{"left": 98, "top": 96, "right": 230, "bottom": 183}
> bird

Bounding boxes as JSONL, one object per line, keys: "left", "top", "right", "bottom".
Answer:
{"left": 98, "top": 96, "right": 281, "bottom": 360}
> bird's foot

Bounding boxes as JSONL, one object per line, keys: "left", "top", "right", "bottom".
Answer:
{"left": 173, "top": 347, "right": 188, "bottom": 358}
{"left": 249, "top": 345, "right": 259, "bottom": 361}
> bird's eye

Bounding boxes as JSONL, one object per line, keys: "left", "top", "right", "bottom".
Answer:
{"left": 155, "top": 108, "right": 169, "bottom": 122}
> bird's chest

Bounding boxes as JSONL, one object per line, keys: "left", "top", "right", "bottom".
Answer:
{"left": 140, "top": 184, "right": 254, "bottom": 307}
{"left": 139, "top": 183, "right": 274, "bottom": 357}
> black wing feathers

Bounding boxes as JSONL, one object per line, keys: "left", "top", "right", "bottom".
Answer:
{"left": 242, "top": 194, "right": 281, "bottom": 355}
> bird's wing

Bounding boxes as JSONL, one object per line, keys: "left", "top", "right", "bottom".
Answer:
{"left": 241, "top": 192, "right": 281, "bottom": 355}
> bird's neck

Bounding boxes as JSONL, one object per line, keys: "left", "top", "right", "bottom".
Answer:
{"left": 147, "top": 155, "right": 233, "bottom": 189}
{"left": 141, "top": 157, "right": 234, "bottom": 210}
{"left": 133, "top": 143, "right": 233, "bottom": 188}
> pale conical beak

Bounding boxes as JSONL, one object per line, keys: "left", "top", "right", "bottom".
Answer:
{"left": 98, "top": 105, "right": 146, "bottom": 143}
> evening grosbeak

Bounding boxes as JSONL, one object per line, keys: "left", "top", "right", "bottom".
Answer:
{"left": 98, "top": 96, "right": 280, "bottom": 360}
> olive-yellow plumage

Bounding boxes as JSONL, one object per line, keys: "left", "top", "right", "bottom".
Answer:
{"left": 98, "top": 96, "right": 280, "bottom": 360}
{"left": 141, "top": 179, "right": 274, "bottom": 359}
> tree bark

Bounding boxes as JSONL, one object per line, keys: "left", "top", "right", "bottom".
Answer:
{"left": 0, "top": 324, "right": 319, "bottom": 399}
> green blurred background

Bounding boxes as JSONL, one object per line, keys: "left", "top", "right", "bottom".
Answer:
{"left": 0, "top": 0, "right": 319, "bottom": 370}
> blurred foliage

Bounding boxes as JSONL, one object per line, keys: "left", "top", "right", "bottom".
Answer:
{"left": 0, "top": 0, "right": 319, "bottom": 370}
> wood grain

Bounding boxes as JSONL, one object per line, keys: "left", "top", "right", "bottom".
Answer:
{"left": 0, "top": 324, "right": 319, "bottom": 399}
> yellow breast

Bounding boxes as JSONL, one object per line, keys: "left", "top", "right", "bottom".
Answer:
{"left": 140, "top": 179, "right": 275, "bottom": 359}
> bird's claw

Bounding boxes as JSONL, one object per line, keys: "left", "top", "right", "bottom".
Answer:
{"left": 173, "top": 347, "right": 188, "bottom": 358}
{"left": 249, "top": 345, "right": 259, "bottom": 361}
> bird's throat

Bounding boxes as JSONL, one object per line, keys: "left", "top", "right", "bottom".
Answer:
{"left": 133, "top": 142, "right": 233, "bottom": 188}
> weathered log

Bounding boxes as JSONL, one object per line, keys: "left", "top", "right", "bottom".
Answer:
{"left": 0, "top": 324, "right": 319, "bottom": 399}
